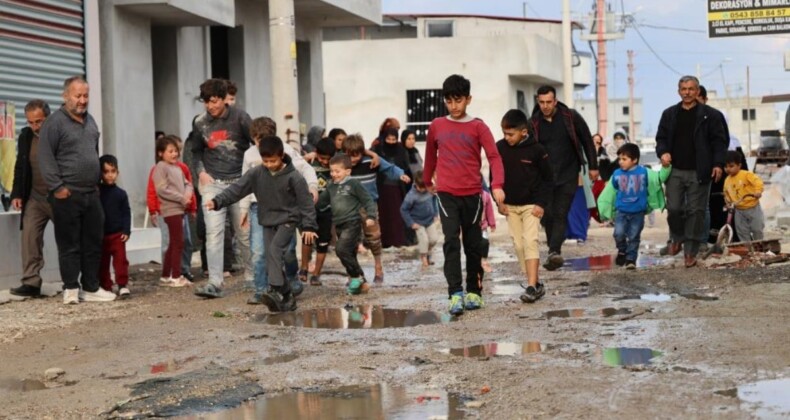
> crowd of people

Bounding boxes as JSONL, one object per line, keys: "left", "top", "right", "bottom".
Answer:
{"left": 8, "top": 73, "right": 766, "bottom": 316}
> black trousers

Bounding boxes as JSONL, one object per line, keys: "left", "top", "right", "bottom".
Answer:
{"left": 49, "top": 190, "right": 104, "bottom": 292}
{"left": 437, "top": 192, "right": 483, "bottom": 297}
{"left": 263, "top": 223, "right": 296, "bottom": 289}
{"left": 335, "top": 219, "right": 364, "bottom": 278}
{"left": 540, "top": 181, "right": 578, "bottom": 255}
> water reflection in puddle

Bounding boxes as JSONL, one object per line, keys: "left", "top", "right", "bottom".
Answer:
{"left": 639, "top": 294, "right": 672, "bottom": 302}
{"left": 442, "top": 342, "right": 545, "bottom": 358}
{"left": 254, "top": 306, "right": 454, "bottom": 329}
{"left": 262, "top": 354, "right": 299, "bottom": 365}
{"left": 738, "top": 378, "right": 790, "bottom": 418}
{"left": 544, "top": 308, "right": 630, "bottom": 319}
{"left": 561, "top": 255, "right": 674, "bottom": 271}
{"left": 148, "top": 356, "right": 199, "bottom": 375}
{"left": 601, "top": 347, "right": 663, "bottom": 366}
{"left": 176, "top": 384, "right": 468, "bottom": 420}
{"left": 0, "top": 378, "right": 47, "bottom": 392}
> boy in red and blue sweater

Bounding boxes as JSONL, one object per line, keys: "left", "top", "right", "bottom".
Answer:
{"left": 423, "top": 74, "right": 505, "bottom": 316}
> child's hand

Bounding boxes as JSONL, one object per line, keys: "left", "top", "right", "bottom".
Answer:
{"left": 365, "top": 219, "right": 375, "bottom": 227}
{"left": 121, "top": 234, "right": 129, "bottom": 242}
{"left": 492, "top": 188, "right": 505, "bottom": 207}
{"left": 303, "top": 152, "right": 317, "bottom": 163}
{"left": 498, "top": 205, "right": 509, "bottom": 216}
{"left": 411, "top": 223, "right": 421, "bottom": 230}
{"left": 532, "top": 205, "right": 544, "bottom": 218}
{"left": 400, "top": 174, "right": 411, "bottom": 184}
{"left": 302, "top": 231, "right": 318, "bottom": 245}
{"left": 150, "top": 213, "right": 159, "bottom": 227}
{"left": 310, "top": 188, "right": 319, "bottom": 203}
{"left": 241, "top": 212, "right": 249, "bottom": 228}
{"left": 490, "top": 226, "right": 496, "bottom": 232}
{"left": 369, "top": 153, "right": 380, "bottom": 168}
{"left": 205, "top": 200, "right": 216, "bottom": 211}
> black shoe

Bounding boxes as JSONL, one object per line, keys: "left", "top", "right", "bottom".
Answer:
{"left": 290, "top": 280, "right": 304, "bottom": 297}
{"left": 261, "top": 288, "right": 297, "bottom": 312}
{"left": 10, "top": 284, "right": 41, "bottom": 297}
{"left": 625, "top": 260, "right": 636, "bottom": 270}
{"left": 247, "top": 292, "right": 264, "bottom": 305}
{"left": 542, "top": 253, "right": 564, "bottom": 271}
{"left": 615, "top": 253, "right": 627, "bottom": 266}
{"left": 182, "top": 271, "right": 194, "bottom": 282}
{"left": 520, "top": 282, "right": 546, "bottom": 303}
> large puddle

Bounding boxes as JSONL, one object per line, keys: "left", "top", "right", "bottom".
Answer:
{"left": 561, "top": 254, "right": 674, "bottom": 271}
{"left": 738, "top": 378, "right": 790, "bottom": 418}
{"left": 442, "top": 341, "right": 545, "bottom": 358}
{"left": 601, "top": 347, "right": 663, "bottom": 366}
{"left": 254, "top": 305, "right": 454, "bottom": 329}
{"left": 176, "top": 384, "right": 470, "bottom": 419}
{"left": 544, "top": 308, "right": 631, "bottom": 319}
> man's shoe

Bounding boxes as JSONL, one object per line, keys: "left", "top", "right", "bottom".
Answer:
{"left": 543, "top": 253, "right": 564, "bottom": 271}
{"left": 520, "top": 282, "right": 546, "bottom": 303}
{"left": 247, "top": 293, "right": 264, "bottom": 305}
{"left": 684, "top": 255, "right": 697, "bottom": 268}
{"left": 10, "top": 285, "right": 41, "bottom": 297}
{"left": 261, "top": 288, "right": 297, "bottom": 312}
{"left": 63, "top": 288, "right": 79, "bottom": 305}
{"left": 668, "top": 242, "right": 682, "bottom": 256}
{"left": 194, "top": 284, "right": 223, "bottom": 299}
{"left": 615, "top": 253, "right": 627, "bottom": 266}
{"left": 80, "top": 288, "right": 117, "bottom": 302}
{"left": 625, "top": 260, "right": 636, "bottom": 270}
{"left": 465, "top": 292, "right": 484, "bottom": 310}
{"left": 448, "top": 292, "right": 465, "bottom": 316}
{"left": 347, "top": 278, "right": 366, "bottom": 295}
{"left": 182, "top": 272, "right": 194, "bottom": 282}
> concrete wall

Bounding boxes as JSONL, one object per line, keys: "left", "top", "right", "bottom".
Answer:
{"left": 324, "top": 24, "right": 416, "bottom": 41}
{"left": 234, "top": 0, "right": 272, "bottom": 120}
{"left": 417, "top": 17, "right": 560, "bottom": 39}
{"left": 577, "top": 98, "right": 644, "bottom": 141}
{"left": 706, "top": 95, "right": 777, "bottom": 153}
{"left": 296, "top": 25, "right": 325, "bottom": 128}
{"left": 323, "top": 34, "right": 564, "bottom": 146}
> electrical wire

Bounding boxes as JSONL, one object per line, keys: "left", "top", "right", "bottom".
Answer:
{"left": 628, "top": 20, "right": 685, "bottom": 76}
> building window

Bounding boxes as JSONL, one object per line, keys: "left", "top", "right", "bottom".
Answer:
{"left": 406, "top": 89, "right": 448, "bottom": 141}
{"left": 622, "top": 106, "right": 629, "bottom": 116}
{"left": 741, "top": 109, "right": 756, "bottom": 121}
{"left": 426, "top": 20, "right": 453, "bottom": 37}
{"left": 517, "top": 90, "right": 528, "bottom": 114}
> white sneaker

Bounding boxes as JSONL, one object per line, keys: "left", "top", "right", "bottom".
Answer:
{"left": 79, "top": 288, "right": 117, "bottom": 302}
{"left": 167, "top": 277, "right": 191, "bottom": 288}
{"left": 118, "top": 287, "right": 131, "bottom": 299}
{"left": 159, "top": 277, "right": 173, "bottom": 286}
{"left": 63, "top": 288, "right": 79, "bottom": 305}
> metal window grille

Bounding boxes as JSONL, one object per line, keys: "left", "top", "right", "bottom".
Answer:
{"left": 405, "top": 89, "right": 447, "bottom": 141}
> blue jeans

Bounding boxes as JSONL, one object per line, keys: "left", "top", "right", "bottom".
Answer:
{"left": 158, "top": 214, "right": 192, "bottom": 275}
{"left": 614, "top": 211, "right": 645, "bottom": 262}
{"left": 249, "top": 203, "right": 298, "bottom": 293}
{"left": 199, "top": 182, "right": 251, "bottom": 287}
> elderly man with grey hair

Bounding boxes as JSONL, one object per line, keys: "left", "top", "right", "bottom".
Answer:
{"left": 655, "top": 75, "right": 728, "bottom": 268}
{"left": 38, "top": 76, "right": 117, "bottom": 304}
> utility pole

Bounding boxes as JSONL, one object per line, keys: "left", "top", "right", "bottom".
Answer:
{"left": 269, "top": 0, "right": 301, "bottom": 149}
{"left": 596, "top": 0, "right": 608, "bottom": 138}
{"left": 562, "top": 0, "right": 574, "bottom": 106}
{"left": 627, "top": 50, "right": 635, "bottom": 143}
{"left": 746, "top": 65, "right": 752, "bottom": 154}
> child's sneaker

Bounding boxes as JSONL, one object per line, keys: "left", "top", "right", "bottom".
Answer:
{"left": 615, "top": 253, "right": 627, "bottom": 266}
{"left": 543, "top": 253, "right": 564, "bottom": 271}
{"left": 465, "top": 292, "right": 484, "bottom": 310}
{"left": 63, "top": 288, "right": 79, "bottom": 305}
{"left": 159, "top": 277, "right": 173, "bottom": 286}
{"left": 625, "top": 261, "right": 636, "bottom": 270}
{"left": 118, "top": 287, "right": 131, "bottom": 299}
{"left": 347, "top": 278, "right": 366, "bottom": 295}
{"left": 80, "top": 288, "right": 117, "bottom": 302}
{"left": 448, "top": 292, "right": 465, "bottom": 316}
{"left": 261, "top": 287, "right": 297, "bottom": 312}
{"left": 194, "top": 283, "right": 223, "bottom": 299}
{"left": 168, "top": 277, "right": 192, "bottom": 287}
{"left": 520, "top": 282, "right": 546, "bottom": 303}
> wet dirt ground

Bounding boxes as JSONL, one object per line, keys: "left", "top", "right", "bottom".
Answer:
{"left": 1, "top": 213, "right": 789, "bottom": 419}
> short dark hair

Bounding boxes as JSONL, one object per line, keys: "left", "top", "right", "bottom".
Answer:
{"left": 442, "top": 74, "right": 471, "bottom": 99}
{"left": 327, "top": 128, "right": 346, "bottom": 141}
{"left": 315, "top": 138, "right": 336, "bottom": 157}
{"left": 250, "top": 117, "right": 277, "bottom": 140}
{"left": 259, "top": 135, "right": 284, "bottom": 157}
{"left": 536, "top": 85, "right": 556, "bottom": 97}
{"left": 100, "top": 154, "right": 118, "bottom": 169}
{"left": 329, "top": 154, "right": 351, "bottom": 169}
{"left": 24, "top": 99, "right": 50, "bottom": 116}
{"left": 225, "top": 80, "right": 238, "bottom": 96}
{"left": 199, "top": 78, "right": 228, "bottom": 102}
{"left": 413, "top": 170, "right": 425, "bottom": 189}
{"left": 501, "top": 109, "right": 529, "bottom": 129}
{"left": 617, "top": 143, "right": 640, "bottom": 161}
{"left": 155, "top": 135, "right": 181, "bottom": 162}
{"left": 725, "top": 150, "right": 743, "bottom": 165}
{"left": 155, "top": 130, "right": 165, "bottom": 139}
{"left": 698, "top": 85, "right": 708, "bottom": 99}
{"left": 342, "top": 134, "right": 366, "bottom": 155}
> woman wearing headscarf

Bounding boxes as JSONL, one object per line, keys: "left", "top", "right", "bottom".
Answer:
{"left": 371, "top": 127, "right": 412, "bottom": 248}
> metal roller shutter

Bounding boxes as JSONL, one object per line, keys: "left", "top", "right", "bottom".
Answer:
{"left": 0, "top": 0, "right": 85, "bottom": 136}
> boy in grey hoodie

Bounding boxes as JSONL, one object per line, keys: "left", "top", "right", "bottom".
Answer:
{"left": 207, "top": 136, "right": 317, "bottom": 312}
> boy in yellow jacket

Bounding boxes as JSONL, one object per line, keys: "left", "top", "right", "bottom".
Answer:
{"left": 723, "top": 151, "right": 764, "bottom": 241}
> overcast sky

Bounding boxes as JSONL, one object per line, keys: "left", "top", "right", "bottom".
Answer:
{"left": 381, "top": 0, "right": 790, "bottom": 137}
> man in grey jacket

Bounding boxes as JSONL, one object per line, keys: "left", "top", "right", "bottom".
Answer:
{"left": 38, "top": 76, "right": 116, "bottom": 304}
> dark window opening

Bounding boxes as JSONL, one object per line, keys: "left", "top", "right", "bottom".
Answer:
{"left": 210, "top": 26, "right": 229, "bottom": 79}
{"left": 622, "top": 106, "right": 629, "bottom": 116}
{"left": 406, "top": 89, "right": 448, "bottom": 141}
{"left": 741, "top": 109, "right": 756, "bottom": 121}
{"left": 427, "top": 20, "right": 453, "bottom": 37}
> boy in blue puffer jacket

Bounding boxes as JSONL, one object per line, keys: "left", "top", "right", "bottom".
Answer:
{"left": 400, "top": 170, "right": 439, "bottom": 268}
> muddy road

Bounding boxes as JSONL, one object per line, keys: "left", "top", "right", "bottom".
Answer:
{"left": 1, "top": 215, "right": 789, "bottom": 419}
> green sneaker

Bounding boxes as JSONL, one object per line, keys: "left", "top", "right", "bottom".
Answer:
{"left": 465, "top": 292, "right": 484, "bottom": 310}
{"left": 448, "top": 292, "right": 465, "bottom": 316}
{"left": 347, "top": 278, "right": 365, "bottom": 295}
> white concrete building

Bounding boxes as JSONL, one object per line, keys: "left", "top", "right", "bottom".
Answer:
{"left": 576, "top": 97, "right": 643, "bottom": 143}
{"left": 322, "top": 14, "right": 591, "bottom": 144}
{"left": 0, "top": 0, "right": 380, "bottom": 287}
{"left": 705, "top": 91, "right": 779, "bottom": 153}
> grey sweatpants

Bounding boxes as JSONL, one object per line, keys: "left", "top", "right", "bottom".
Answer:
{"left": 734, "top": 205, "right": 764, "bottom": 242}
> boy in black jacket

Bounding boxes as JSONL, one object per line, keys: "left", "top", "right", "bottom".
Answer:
{"left": 497, "top": 109, "right": 553, "bottom": 303}
{"left": 207, "top": 136, "right": 317, "bottom": 312}
{"left": 99, "top": 155, "right": 132, "bottom": 298}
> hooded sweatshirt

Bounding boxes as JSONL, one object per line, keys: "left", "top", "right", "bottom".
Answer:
{"left": 496, "top": 136, "right": 553, "bottom": 208}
